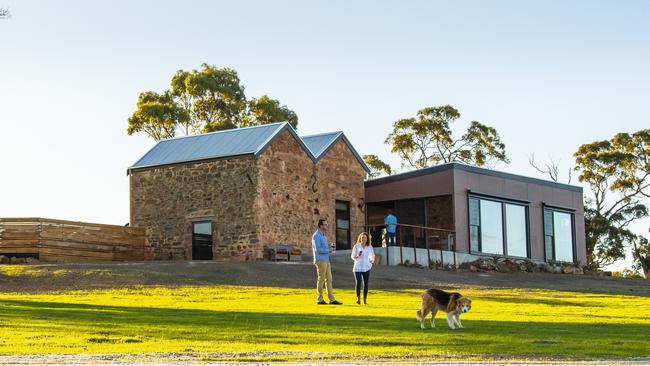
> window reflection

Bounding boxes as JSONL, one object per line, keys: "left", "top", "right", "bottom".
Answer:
{"left": 479, "top": 199, "right": 503, "bottom": 255}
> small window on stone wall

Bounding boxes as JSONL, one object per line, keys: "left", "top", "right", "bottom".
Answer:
{"left": 335, "top": 200, "right": 351, "bottom": 250}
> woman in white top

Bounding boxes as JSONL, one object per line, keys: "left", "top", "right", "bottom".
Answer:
{"left": 351, "top": 232, "right": 375, "bottom": 305}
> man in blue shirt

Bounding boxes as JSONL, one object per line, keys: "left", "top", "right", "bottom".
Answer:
{"left": 312, "top": 218, "right": 342, "bottom": 305}
{"left": 384, "top": 210, "right": 398, "bottom": 246}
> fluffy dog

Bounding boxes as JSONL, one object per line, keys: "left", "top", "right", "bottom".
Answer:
{"left": 416, "top": 289, "right": 472, "bottom": 330}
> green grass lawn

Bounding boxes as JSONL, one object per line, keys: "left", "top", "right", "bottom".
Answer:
{"left": 0, "top": 282, "right": 648, "bottom": 360}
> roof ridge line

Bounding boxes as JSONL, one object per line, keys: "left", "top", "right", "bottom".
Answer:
{"left": 157, "top": 121, "right": 289, "bottom": 142}
{"left": 300, "top": 131, "right": 343, "bottom": 139}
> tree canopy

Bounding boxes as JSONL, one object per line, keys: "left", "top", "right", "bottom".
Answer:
{"left": 574, "top": 129, "right": 650, "bottom": 269}
{"left": 385, "top": 105, "right": 508, "bottom": 169}
{"left": 363, "top": 154, "right": 393, "bottom": 179}
{"left": 126, "top": 91, "right": 188, "bottom": 141}
{"left": 128, "top": 64, "right": 298, "bottom": 140}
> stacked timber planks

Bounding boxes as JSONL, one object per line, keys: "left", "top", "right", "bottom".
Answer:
{"left": 0, "top": 218, "right": 146, "bottom": 262}
{"left": 0, "top": 218, "right": 40, "bottom": 255}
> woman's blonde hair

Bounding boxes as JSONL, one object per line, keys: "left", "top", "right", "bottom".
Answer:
{"left": 356, "top": 232, "right": 370, "bottom": 246}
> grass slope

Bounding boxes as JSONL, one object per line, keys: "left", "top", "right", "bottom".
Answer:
{"left": 0, "top": 285, "right": 648, "bottom": 360}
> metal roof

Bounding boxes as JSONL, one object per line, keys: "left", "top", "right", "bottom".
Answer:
{"left": 129, "top": 122, "right": 290, "bottom": 171}
{"left": 128, "top": 122, "right": 370, "bottom": 174}
{"left": 301, "top": 132, "right": 343, "bottom": 159}
{"left": 301, "top": 131, "right": 370, "bottom": 173}
{"left": 365, "top": 162, "right": 583, "bottom": 192}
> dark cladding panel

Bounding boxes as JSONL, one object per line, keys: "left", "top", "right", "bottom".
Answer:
{"left": 395, "top": 199, "right": 425, "bottom": 226}
{"left": 425, "top": 195, "right": 454, "bottom": 230}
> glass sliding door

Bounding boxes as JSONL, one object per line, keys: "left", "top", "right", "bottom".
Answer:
{"left": 479, "top": 199, "right": 504, "bottom": 255}
{"left": 553, "top": 211, "right": 574, "bottom": 262}
{"left": 505, "top": 204, "right": 527, "bottom": 257}
{"left": 543, "top": 207, "right": 575, "bottom": 263}
{"left": 469, "top": 197, "right": 480, "bottom": 253}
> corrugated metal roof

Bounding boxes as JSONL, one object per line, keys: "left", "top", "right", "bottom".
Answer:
{"left": 301, "top": 132, "right": 343, "bottom": 159}
{"left": 129, "top": 122, "right": 287, "bottom": 170}
{"left": 128, "top": 122, "right": 370, "bottom": 173}
{"left": 301, "top": 131, "right": 370, "bottom": 173}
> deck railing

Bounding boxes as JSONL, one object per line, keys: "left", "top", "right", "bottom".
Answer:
{"left": 365, "top": 223, "right": 456, "bottom": 268}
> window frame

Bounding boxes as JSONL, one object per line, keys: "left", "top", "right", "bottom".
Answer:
{"left": 542, "top": 205, "right": 577, "bottom": 264}
{"left": 467, "top": 193, "right": 530, "bottom": 259}
{"left": 191, "top": 220, "right": 213, "bottom": 260}
{"left": 335, "top": 199, "right": 351, "bottom": 250}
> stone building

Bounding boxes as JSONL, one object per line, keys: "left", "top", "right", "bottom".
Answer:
{"left": 128, "top": 122, "right": 369, "bottom": 260}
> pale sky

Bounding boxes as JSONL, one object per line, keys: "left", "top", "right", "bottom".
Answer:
{"left": 1, "top": 1, "right": 648, "bottom": 270}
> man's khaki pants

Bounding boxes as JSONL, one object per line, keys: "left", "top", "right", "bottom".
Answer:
{"left": 315, "top": 261, "right": 335, "bottom": 302}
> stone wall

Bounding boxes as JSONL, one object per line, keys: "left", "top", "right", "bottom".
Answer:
{"left": 255, "top": 130, "right": 317, "bottom": 252}
{"left": 255, "top": 132, "right": 366, "bottom": 254}
{"left": 312, "top": 139, "right": 366, "bottom": 250}
{"left": 129, "top": 157, "right": 260, "bottom": 260}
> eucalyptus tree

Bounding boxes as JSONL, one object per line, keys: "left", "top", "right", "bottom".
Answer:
{"left": 126, "top": 91, "right": 187, "bottom": 141}
{"left": 574, "top": 129, "right": 650, "bottom": 269}
{"left": 128, "top": 64, "right": 298, "bottom": 140}
{"left": 363, "top": 154, "right": 393, "bottom": 179}
{"left": 385, "top": 105, "right": 508, "bottom": 169}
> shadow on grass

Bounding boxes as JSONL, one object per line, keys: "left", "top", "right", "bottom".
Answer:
{"left": 4, "top": 261, "right": 650, "bottom": 298}
{"left": 477, "top": 296, "right": 603, "bottom": 307}
{"left": 1, "top": 298, "right": 649, "bottom": 357}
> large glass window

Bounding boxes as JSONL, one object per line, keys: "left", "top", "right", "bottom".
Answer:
{"left": 505, "top": 204, "right": 527, "bottom": 257}
{"left": 469, "top": 196, "right": 529, "bottom": 258}
{"left": 554, "top": 212, "right": 574, "bottom": 262}
{"left": 479, "top": 199, "right": 504, "bottom": 255}
{"left": 469, "top": 198, "right": 480, "bottom": 253}
{"left": 543, "top": 208, "right": 575, "bottom": 262}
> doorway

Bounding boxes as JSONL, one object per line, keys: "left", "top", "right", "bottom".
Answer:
{"left": 192, "top": 221, "right": 213, "bottom": 260}
{"left": 335, "top": 200, "right": 351, "bottom": 250}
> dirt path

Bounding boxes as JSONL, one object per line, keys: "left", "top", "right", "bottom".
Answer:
{"left": 1, "top": 258, "right": 648, "bottom": 296}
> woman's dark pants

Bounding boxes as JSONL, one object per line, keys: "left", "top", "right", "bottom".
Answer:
{"left": 354, "top": 270, "right": 370, "bottom": 300}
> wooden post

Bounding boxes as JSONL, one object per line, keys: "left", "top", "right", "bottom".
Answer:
{"left": 399, "top": 228, "right": 403, "bottom": 266}
{"left": 439, "top": 236, "right": 444, "bottom": 269}
{"left": 413, "top": 232, "right": 417, "bottom": 266}
{"left": 451, "top": 234, "right": 457, "bottom": 269}
{"left": 426, "top": 233, "right": 431, "bottom": 268}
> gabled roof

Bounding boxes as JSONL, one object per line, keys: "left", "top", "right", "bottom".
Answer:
{"left": 129, "top": 122, "right": 313, "bottom": 172}
{"left": 128, "top": 122, "right": 369, "bottom": 173}
{"left": 301, "top": 131, "right": 370, "bottom": 172}
{"left": 301, "top": 132, "right": 342, "bottom": 159}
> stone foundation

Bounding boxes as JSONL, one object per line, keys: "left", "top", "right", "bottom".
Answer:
{"left": 458, "top": 256, "right": 585, "bottom": 275}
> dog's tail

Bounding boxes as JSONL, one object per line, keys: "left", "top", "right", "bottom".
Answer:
{"left": 416, "top": 309, "right": 423, "bottom": 321}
